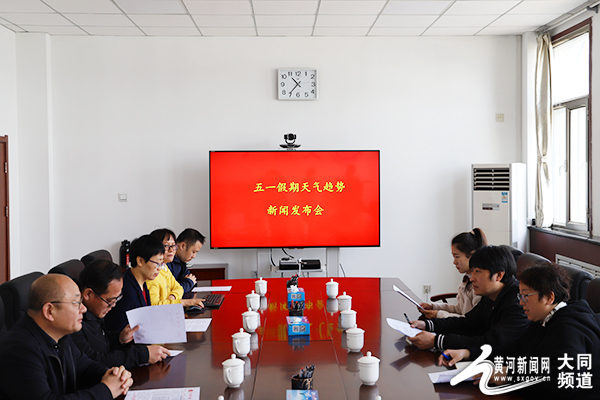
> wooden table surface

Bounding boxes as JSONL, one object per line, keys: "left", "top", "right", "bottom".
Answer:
{"left": 126, "top": 277, "right": 520, "bottom": 400}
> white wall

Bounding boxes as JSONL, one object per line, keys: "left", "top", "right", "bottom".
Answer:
{"left": 15, "top": 33, "right": 56, "bottom": 279}
{"left": 10, "top": 34, "right": 521, "bottom": 298}
{"left": 0, "top": 26, "right": 20, "bottom": 278}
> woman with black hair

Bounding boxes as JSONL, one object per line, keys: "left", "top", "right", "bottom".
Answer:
{"left": 420, "top": 228, "right": 487, "bottom": 318}
{"left": 104, "top": 235, "right": 164, "bottom": 332}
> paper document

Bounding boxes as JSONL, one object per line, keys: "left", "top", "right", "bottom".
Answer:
{"left": 167, "top": 350, "right": 184, "bottom": 357}
{"left": 192, "top": 286, "right": 232, "bottom": 292}
{"left": 185, "top": 318, "right": 212, "bottom": 332}
{"left": 386, "top": 317, "right": 422, "bottom": 337}
{"left": 428, "top": 363, "right": 474, "bottom": 384}
{"left": 125, "top": 387, "right": 200, "bottom": 400}
{"left": 393, "top": 285, "right": 424, "bottom": 310}
{"left": 126, "top": 304, "right": 187, "bottom": 344}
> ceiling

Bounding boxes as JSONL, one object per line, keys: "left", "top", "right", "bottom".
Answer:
{"left": 0, "top": 0, "right": 595, "bottom": 38}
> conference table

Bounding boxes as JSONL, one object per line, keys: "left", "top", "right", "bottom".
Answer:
{"left": 127, "top": 277, "right": 520, "bottom": 399}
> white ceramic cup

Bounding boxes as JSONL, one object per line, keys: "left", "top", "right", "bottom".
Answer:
{"left": 358, "top": 351, "right": 380, "bottom": 385}
{"left": 255, "top": 277, "right": 267, "bottom": 295}
{"left": 232, "top": 328, "right": 251, "bottom": 357}
{"left": 340, "top": 309, "right": 357, "bottom": 330}
{"left": 338, "top": 292, "right": 352, "bottom": 311}
{"left": 346, "top": 325, "right": 365, "bottom": 352}
{"left": 242, "top": 309, "right": 259, "bottom": 333}
{"left": 326, "top": 279, "right": 339, "bottom": 299}
{"left": 246, "top": 290, "right": 260, "bottom": 311}
{"left": 222, "top": 354, "right": 245, "bottom": 388}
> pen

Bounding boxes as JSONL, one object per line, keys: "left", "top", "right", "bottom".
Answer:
{"left": 441, "top": 352, "right": 451, "bottom": 361}
{"left": 404, "top": 313, "right": 411, "bottom": 325}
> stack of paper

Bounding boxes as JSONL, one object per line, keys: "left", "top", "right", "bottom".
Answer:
{"left": 125, "top": 387, "right": 200, "bottom": 400}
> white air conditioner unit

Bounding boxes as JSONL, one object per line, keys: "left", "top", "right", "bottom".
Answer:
{"left": 472, "top": 163, "right": 527, "bottom": 251}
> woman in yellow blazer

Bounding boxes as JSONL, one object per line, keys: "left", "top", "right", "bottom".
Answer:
{"left": 147, "top": 228, "right": 204, "bottom": 308}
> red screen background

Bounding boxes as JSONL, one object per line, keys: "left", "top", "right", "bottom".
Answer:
{"left": 210, "top": 151, "right": 380, "bottom": 248}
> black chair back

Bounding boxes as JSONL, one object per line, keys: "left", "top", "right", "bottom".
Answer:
{"left": 81, "top": 249, "right": 112, "bottom": 267}
{"left": 586, "top": 277, "right": 600, "bottom": 314}
{"left": 561, "top": 265, "right": 594, "bottom": 301}
{"left": 516, "top": 252, "right": 550, "bottom": 277}
{"left": 499, "top": 244, "right": 524, "bottom": 263}
{"left": 48, "top": 259, "right": 85, "bottom": 281}
{"left": 0, "top": 271, "right": 44, "bottom": 329}
{"left": 0, "top": 296, "right": 5, "bottom": 332}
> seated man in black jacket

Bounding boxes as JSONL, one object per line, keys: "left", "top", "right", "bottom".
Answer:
{"left": 409, "top": 245, "right": 530, "bottom": 351}
{"left": 168, "top": 228, "right": 206, "bottom": 294}
{"left": 73, "top": 259, "right": 170, "bottom": 369}
{"left": 0, "top": 273, "right": 132, "bottom": 399}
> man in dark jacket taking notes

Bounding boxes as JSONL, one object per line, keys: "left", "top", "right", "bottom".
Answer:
{"left": 409, "top": 245, "right": 530, "bottom": 352}
{"left": 72, "top": 259, "right": 170, "bottom": 369}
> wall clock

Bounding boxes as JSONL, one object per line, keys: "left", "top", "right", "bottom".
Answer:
{"left": 278, "top": 69, "right": 317, "bottom": 100}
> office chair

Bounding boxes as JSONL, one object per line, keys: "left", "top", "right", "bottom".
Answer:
{"left": 0, "top": 271, "right": 44, "bottom": 330}
{"left": 81, "top": 249, "right": 112, "bottom": 267}
{"left": 499, "top": 244, "right": 523, "bottom": 263}
{"left": 48, "top": 259, "right": 85, "bottom": 281}
{"left": 430, "top": 292, "right": 458, "bottom": 304}
{"left": 560, "top": 264, "right": 593, "bottom": 301}
{"left": 516, "top": 252, "right": 550, "bottom": 278}
{"left": 0, "top": 296, "right": 5, "bottom": 337}
{"left": 585, "top": 277, "right": 600, "bottom": 314}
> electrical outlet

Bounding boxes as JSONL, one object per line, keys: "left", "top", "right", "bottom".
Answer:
{"left": 423, "top": 285, "right": 431, "bottom": 294}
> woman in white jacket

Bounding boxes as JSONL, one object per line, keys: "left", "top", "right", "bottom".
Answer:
{"left": 419, "top": 228, "right": 487, "bottom": 318}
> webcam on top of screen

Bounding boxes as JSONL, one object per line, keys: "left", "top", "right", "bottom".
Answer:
{"left": 280, "top": 133, "right": 301, "bottom": 150}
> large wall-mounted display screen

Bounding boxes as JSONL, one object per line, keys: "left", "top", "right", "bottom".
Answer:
{"left": 210, "top": 150, "right": 380, "bottom": 249}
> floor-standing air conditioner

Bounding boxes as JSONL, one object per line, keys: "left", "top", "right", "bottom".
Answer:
{"left": 472, "top": 163, "right": 527, "bottom": 251}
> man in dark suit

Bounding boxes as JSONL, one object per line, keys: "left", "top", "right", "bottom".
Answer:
{"left": 73, "top": 259, "right": 170, "bottom": 369}
{"left": 409, "top": 245, "right": 530, "bottom": 352}
{"left": 0, "top": 273, "right": 133, "bottom": 399}
{"left": 168, "top": 228, "right": 205, "bottom": 294}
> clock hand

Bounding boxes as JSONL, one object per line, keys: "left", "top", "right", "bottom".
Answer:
{"left": 292, "top": 78, "right": 301, "bottom": 91}
{"left": 290, "top": 79, "right": 300, "bottom": 94}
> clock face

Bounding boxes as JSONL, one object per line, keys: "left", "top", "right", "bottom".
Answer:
{"left": 278, "top": 69, "right": 317, "bottom": 100}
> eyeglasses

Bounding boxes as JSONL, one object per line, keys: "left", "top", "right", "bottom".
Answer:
{"left": 92, "top": 289, "right": 123, "bottom": 307}
{"left": 148, "top": 259, "right": 165, "bottom": 268}
{"left": 517, "top": 292, "right": 540, "bottom": 303}
{"left": 164, "top": 244, "right": 178, "bottom": 251}
{"left": 50, "top": 300, "right": 85, "bottom": 308}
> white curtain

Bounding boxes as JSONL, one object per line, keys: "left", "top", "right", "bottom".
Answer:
{"left": 535, "top": 32, "right": 553, "bottom": 227}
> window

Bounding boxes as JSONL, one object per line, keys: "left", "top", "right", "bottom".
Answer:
{"left": 551, "top": 22, "right": 591, "bottom": 232}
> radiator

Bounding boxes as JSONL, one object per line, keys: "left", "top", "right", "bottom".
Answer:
{"left": 556, "top": 254, "right": 600, "bottom": 278}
